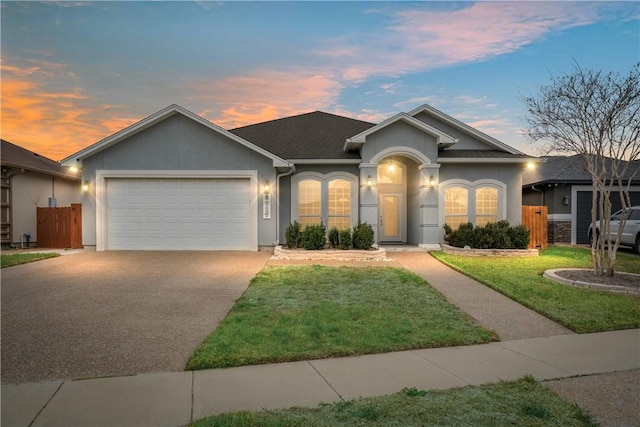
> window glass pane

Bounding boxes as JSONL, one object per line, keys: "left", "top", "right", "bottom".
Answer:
{"left": 445, "top": 186, "right": 468, "bottom": 230}
{"left": 328, "top": 217, "right": 351, "bottom": 231}
{"left": 299, "top": 216, "right": 321, "bottom": 229}
{"left": 476, "top": 187, "right": 498, "bottom": 225}
{"left": 377, "top": 163, "right": 403, "bottom": 184}
{"left": 328, "top": 179, "right": 350, "bottom": 215}
{"left": 298, "top": 179, "right": 321, "bottom": 217}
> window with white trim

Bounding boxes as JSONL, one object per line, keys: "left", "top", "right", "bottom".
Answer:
{"left": 292, "top": 173, "right": 357, "bottom": 230}
{"left": 445, "top": 186, "right": 469, "bottom": 230}
{"left": 444, "top": 182, "right": 504, "bottom": 230}
{"left": 475, "top": 187, "right": 498, "bottom": 226}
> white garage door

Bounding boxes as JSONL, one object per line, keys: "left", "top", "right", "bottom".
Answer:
{"left": 105, "top": 178, "right": 252, "bottom": 250}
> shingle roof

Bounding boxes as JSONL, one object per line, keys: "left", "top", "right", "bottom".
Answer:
{"left": 1, "top": 139, "right": 78, "bottom": 180}
{"left": 522, "top": 154, "right": 640, "bottom": 186}
{"left": 438, "top": 150, "right": 529, "bottom": 159}
{"left": 229, "top": 111, "right": 374, "bottom": 160}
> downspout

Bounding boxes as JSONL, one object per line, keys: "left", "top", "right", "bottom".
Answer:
{"left": 530, "top": 185, "right": 544, "bottom": 206}
{"left": 273, "top": 162, "right": 295, "bottom": 246}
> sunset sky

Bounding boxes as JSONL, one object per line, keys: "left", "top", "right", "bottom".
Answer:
{"left": 2, "top": 1, "right": 639, "bottom": 161}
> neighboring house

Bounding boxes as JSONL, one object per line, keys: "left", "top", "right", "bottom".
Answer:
{"left": 522, "top": 155, "right": 640, "bottom": 245}
{"left": 61, "top": 104, "right": 535, "bottom": 251}
{"left": 1, "top": 139, "right": 81, "bottom": 247}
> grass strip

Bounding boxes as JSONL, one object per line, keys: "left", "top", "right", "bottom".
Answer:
{"left": 191, "top": 376, "right": 596, "bottom": 427}
{"left": 432, "top": 246, "right": 640, "bottom": 333}
{"left": 1, "top": 252, "right": 60, "bottom": 268}
{"left": 186, "top": 265, "right": 494, "bottom": 370}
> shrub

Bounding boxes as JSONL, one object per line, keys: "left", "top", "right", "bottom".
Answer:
{"left": 352, "top": 221, "right": 374, "bottom": 250}
{"left": 284, "top": 221, "right": 301, "bottom": 249}
{"left": 328, "top": 227, "right": 340, "bottom": 248}
{"left": 443, "top": 221, "right": 530, "bottom": 249}
{"left": 301, "top": 222, "right": 327, "bottom": 250}
{"left": 339, "top": 229, "right": 353, "bottom": 250}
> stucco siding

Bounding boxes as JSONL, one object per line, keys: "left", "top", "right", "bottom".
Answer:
{"left": 80, "top": 114, "right": 278, "bottom": 248}
{"left": 406, "top": 160, "right": 421, "bottom": 244}
{"left": 440, "top": 163, "right": 523, "bottom": 224}
{"left": 413, "top": 111, "right": 493, "bottom": 151}
{"left": 361, "top": 121, "right": 438, "bottom": 164}
{"left": 11, "top": 172, "right": 81, "bottom": 244}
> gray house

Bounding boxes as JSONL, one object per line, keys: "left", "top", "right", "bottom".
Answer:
{"left": 522, "top": 155, "right": 640, "bottom": 245}
{"left": 61, "top": 104, "right": 534, "bottom": 251}
{"left": 1, "top": 139, "right": 81, "bottom": 247}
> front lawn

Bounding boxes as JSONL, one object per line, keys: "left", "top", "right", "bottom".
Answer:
{"left": 192, "top": 376, "right": 596, "bottom": 427}
{"left": 432, "top": 246, "right": 640, "bottom": 333}
{"left": 1, "top": 252, "right": 59, "bottom": 268}
{"left": 186, "top": 265, "right": 495, "bottom": 370}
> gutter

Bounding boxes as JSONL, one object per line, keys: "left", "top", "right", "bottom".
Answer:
{"left": 273, "top": 162, "right": 296, "bottom": 246}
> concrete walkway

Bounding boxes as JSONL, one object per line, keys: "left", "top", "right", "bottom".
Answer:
{"left": 2, "top": 329, "right": 638, "bottom": 427}
{"left": 392, "top": 252, "right": 574, "bottom": 341}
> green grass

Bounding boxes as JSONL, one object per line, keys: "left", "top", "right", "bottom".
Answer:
{"left": 186, "top": 265, "right": 495, "bottom": 370}
{"left": 1, "top": 252, "right": 60, "bottom": 268}
{"left": 432, "top": 246, "right": 640, "bottom": 333}
{"left": 191, "top": 376, "right": 597, "bottom": 427}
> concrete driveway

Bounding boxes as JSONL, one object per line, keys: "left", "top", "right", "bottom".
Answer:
{"left": 1, "top": 251, "right": 270, "bottom": 384}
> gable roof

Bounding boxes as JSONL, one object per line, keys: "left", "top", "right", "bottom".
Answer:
{"left": 409, "top": 104, "right": 525, "bottom": 155}
{"left": 60, "top": 104, "right": 290, "bottom": 168}
{"left": 1, "top": 139, "right": 79, "bottom": 180}
{"left": 230, "top": 111, "right": 374, "bottom": 161}
{"left": 522, "top": 154, "right": 640, "bottom": 186}
{"left": 344, "top": 112, "right": 457, "bottom": 151}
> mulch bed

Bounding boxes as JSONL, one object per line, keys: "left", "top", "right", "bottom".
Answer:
{"left": 554, "top": 269, "right": 640, "bottom": 289}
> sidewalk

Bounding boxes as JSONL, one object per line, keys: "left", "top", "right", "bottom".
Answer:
{"left": 2, "top": 329, "right": 638, "bottom": 427}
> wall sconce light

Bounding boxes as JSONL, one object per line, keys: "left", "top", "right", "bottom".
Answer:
{"left": 388, "top": 160, "right": 395, "bottom": 172}
{"left": 69, "top": 166, "right": 79, "bottom": 174}
{"left": 562, "top": 195, "right": 570, "bottom": 206}
{"left": 429, "top": 175, "right": 436, "bottom": 187}
{"left": 81, "top": 180, "right": 89, "bottom": 192}
{"left": 526, "top": 162, "right": 535, "bottom": 170}
{"left": 263, "top": 180, "right": 271, "bottom": 194}
{"left": 367, "top": 175, "right": 373, "bottom": 187}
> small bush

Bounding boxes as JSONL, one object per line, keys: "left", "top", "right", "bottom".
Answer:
{"left": 328, "top": 227, "right": 340, "bottom": 248}
{"left": 352, "top": 221, "right": 374, "bottom": 250}
{"left": 339, "top": 229, "right": 353, "bottom": 250}
{"left": 444, "top": 221, "right": 530, "bottom": 249}
{"left": 284, "top": 221, "right": 301, "bottom": 249}
{"left": 301, "top": 222, "right": 327, "bottom": 250}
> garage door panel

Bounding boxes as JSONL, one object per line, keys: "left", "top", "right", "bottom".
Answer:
{"left": 105, "top": 178, "right": 252, "bottom": 250}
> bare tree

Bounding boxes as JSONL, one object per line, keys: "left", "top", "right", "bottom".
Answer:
{"left": 522, "top": 63, "right": 640, "bottom": 276}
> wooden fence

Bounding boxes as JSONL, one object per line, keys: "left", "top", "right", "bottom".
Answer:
{"left": 522, "top": 205, "right": 548, "bottom": 250}
{"left": 36, "top": 204, "right": 82, "bottom": 249}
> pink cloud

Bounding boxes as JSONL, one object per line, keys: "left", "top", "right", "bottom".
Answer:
{"left": 194, "top": 69, "right": 344, "bottom": 128}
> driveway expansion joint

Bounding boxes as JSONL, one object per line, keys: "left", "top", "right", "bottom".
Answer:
{"left": 306, "top": 361, "right": 345, "bottom": 401}
{"left": 27, "top": 381, "right": 64, "bottom": 427}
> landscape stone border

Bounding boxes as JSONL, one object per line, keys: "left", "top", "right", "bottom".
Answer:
{"left": 441, "top": 244, "right": 539, "bottom": 257}
{"left": 273, "top": 245, "right": 388, "bottom": 261}
{"left": 544, "top": 268, "right": 640, "bottom": 296}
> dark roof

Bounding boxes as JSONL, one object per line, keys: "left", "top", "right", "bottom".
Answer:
{"left": 522, "top": 154, "right": 640, "bottom": 186}
{"left": 438, "top": 150, "right": 529, "bottom": 159}
{"left": 229, "top": 111, "right": 374, "bottom": 160}
{"left": 1, "top": 139, "right": 78, "bottom": 180}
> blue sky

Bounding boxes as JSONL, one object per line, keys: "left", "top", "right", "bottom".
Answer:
{"left": 2, "top": 1, "right": 639, "bottom": 160}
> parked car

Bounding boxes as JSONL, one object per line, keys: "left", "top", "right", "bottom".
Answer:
{"left": 588, "top": 206, "right": 640, "bottom": 254}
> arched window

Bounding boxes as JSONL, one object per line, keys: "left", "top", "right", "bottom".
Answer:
{"left": 298, "top": 179, "right": 321, "bottom": 228}
{"left": 475, "top": 187, "right": 498, "bottom": 226}
{"left": 292, "top": 173, "right": 357, "bottom": 230}
{"left": 328, "top": 179, "right": 351, "bottom": 230}
{"left": 445, "top": 186, "right": 468, "bottom": 230}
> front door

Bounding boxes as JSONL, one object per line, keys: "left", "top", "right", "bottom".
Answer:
{"left": 379, "top": 193, "right": 402, "bottom": 242}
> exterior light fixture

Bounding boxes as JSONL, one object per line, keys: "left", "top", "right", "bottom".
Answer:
{"left": 526, "top": 162, "right": 535, "bottom": 170}
{"left": 563, "top": 195, "right": 570, "bottom": 206}
{"left": 69, "top": 166, "right": 79, "bottom": 174}
{"left": 429, "top": 175, "right": 436, "bottom": 187}
{"left": 81, "top": 180, "right": 89, "bottom": 192}
{"left": 367, "top": 175, "right": 373, "bottom": 187}
{"left": 388, "top": 161, "right": 395, "bottom": 172}
{"left": 263, "top": 180, "right": 271, "bottom": 194}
